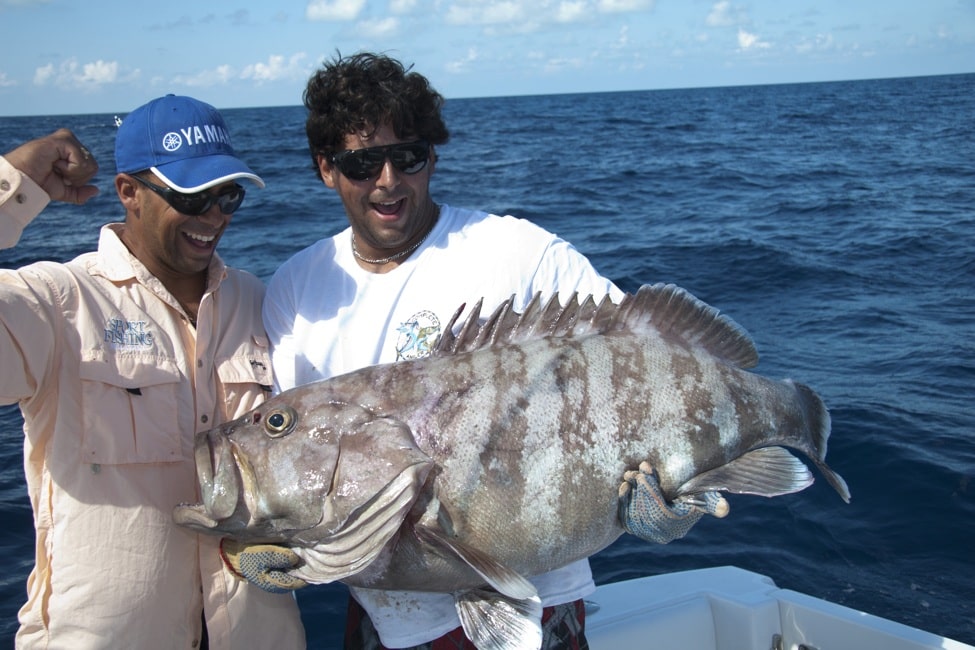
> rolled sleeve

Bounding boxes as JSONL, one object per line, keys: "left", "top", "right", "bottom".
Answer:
{"left": 0, "top": 156, "right": 51, "bottom": 249}
{"left": 0, "top": 156, "right": 51, "bottom": 248}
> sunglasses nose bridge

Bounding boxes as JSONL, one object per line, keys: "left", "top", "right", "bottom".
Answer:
{"left": 192, "top": 201, "right": 225, "bottom": 222}
{"left": 375, "top": 156, "right": 403, "bottom": 186}
{"left": 195, "top": 191, "right": 241, "bottom": 218}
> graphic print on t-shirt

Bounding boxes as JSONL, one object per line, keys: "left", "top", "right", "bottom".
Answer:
{"left": 395, "top": 310, "right": 441, "bottom": 361}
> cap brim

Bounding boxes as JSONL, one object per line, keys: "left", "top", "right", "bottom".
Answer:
{"left": 151, "top": 154, "right": 265, "bottom": 192}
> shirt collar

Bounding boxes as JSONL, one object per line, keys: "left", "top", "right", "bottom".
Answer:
{"left": 93, "top": 223, "right": 228, "bottom": 290}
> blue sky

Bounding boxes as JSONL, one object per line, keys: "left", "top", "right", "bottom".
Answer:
{"left": 1, "top": 0, "right": 973, "bottom": 117}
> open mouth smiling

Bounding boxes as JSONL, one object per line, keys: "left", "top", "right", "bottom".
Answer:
{"left": 372, "top": 199, "right": 405, "bottom": 216}
{"left": 185, "top": 231, "right": 217, "bottom": 246}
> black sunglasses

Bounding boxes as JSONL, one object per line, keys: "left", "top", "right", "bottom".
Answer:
{"left": 328, "top": 141, "right": 430, "bottom": 181}
{"left": 130, "top": 175, "right": 246, "bottom": 216}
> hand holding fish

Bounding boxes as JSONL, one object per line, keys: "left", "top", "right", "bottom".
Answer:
{"left": 220, "top": 540, "right": 308, "bottom": 594}
{"left": 619, "top": 462, "right": 729, "bottom": 544}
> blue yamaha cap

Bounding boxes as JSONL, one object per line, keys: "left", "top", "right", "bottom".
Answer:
{"left": 115, "top": 94, "right": 264, "bottom": 192}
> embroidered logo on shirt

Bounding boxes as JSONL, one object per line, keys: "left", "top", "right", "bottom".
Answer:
{"left": 395, "top": 310, "right": 441, "bottom": 361}
{"left": 104, "top": 318, "right": 155, "bottom": 349}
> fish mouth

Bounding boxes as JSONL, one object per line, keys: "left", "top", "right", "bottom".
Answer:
{"left": 173, "top": 428, "right": 243, "bottom": 533}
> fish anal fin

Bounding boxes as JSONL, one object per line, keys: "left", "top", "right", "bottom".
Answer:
{"left": 455, "top": 587, "right": 542, "bottom": 650}
{"left": 675, "top": 447, "right": 814, "bottom": 498}
{"left": 414, "top": 526, "right": 536, "bottom": 601}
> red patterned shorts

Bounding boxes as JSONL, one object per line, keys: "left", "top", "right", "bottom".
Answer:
{"left": 343, "top": 595, "right": 589, "bottom": 650}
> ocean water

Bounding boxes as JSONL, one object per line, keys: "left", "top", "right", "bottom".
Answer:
{"left": 1, "top": 73, "right": 973, "bottom": 647}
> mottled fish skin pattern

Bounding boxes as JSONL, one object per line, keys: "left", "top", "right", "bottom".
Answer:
{"left": 174, "top": 283, "right": 849, "bottom": 594}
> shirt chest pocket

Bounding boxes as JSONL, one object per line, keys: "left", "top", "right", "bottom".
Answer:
{"left": 78, "top": 354, "right": 184, "bottom": 465}
{"left": 213, "top": 335, "right": 273, "bottom": 419}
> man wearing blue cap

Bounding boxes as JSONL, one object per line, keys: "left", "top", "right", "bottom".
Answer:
{"left": 0, "top": 96, "right": 304, "bottom": 649}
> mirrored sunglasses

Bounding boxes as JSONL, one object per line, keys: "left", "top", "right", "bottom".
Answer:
{"left": 131, "top": 175, "right": 246, "bottom": 216}
{"left": 328, "top": 141, "right": 430, "bottom": 181}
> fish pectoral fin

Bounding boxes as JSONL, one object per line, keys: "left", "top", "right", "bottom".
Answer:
{"left": 415, "top": 526, "right": 537, "bottom": 601}
{"left": 676, "top": 446, "right": 815, "bottom": 498}
{"left": 289, "top": 468, "right": 426, "bottom": 584}
{"left": 455, "top": 587, "right": 543, "bottom": 650}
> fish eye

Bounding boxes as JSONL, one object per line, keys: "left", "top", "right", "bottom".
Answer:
{"left": 264, "top": 406, "right": 297, "bottom": 438}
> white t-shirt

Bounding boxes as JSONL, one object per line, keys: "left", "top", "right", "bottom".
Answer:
{"left": 264, "top": 204, "right": 623, "bottom": 647}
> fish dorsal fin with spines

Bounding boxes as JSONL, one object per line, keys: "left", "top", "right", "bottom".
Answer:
{"left": 435, "top": 283, "right": 759, "bottom": 369}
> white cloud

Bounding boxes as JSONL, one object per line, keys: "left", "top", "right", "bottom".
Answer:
{"left": 33, "top": 64, "right": 55, "bottom": 86}
{"left": 706, "top": 1, "right": 735, "bottom": 28}
{"left": 241, "top": 54, "right": 309, "bottom": 83}
{"left": 795, "top": 33, "right": 834, "bottom": 54}
{"left": 598, "top": 0, "right": 652, "bottom": 12}
{"left": 542, "top": 56, "right": 587, "bottom": 73}
{"left": 31, "top": 59, "right": 130, "bottom": 90}
{"left": 78, "top": 60, "right": 119, "bottom": 85}
{"left": 737, "top": 28, "right": 770, "bottom": 51}
{"left": 446, "top": 1, "right": 524, "bottom": 25}
{"left": 172, "top": 65, "right": 237, "bottom": 88}
{"left": 445, "top": 48, "right": 479, "bottom": 74}
{"left": 389, "top": 0, "right": 416, "bottom": 12}
{"left": 170, "top": 54, "right": 309, "bottom": 89}
{"left": 557, "top": 1, "right": 587, "bottom": 23}
{"left": 0, "top": 71, "right": 16, "bottom": 88}
{"left": 357, "top": 17, "right": 399, "bottom": 38}
{"left": 446, "top": 0, "right": 653, "bottom": 26}
{"left": 306, "top": 0, "right": 366, "bottom": 21}
{"left": 615, "top": 24, "right": 629, "bottom": 49}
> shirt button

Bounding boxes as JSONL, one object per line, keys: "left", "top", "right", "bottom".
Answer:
{"left": 0, "top": 179, "right": 10, "bottom": 191}
{"left": 197, "top": 359, "right": 203, "bottom": 368}
{"left": 201, "top": 414, "right": 209, "bottom": 424}
{"left": 16, "top": 192, "right": 27, "bottom": 204}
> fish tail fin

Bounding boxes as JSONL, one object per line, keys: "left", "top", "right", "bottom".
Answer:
{"left": 795, "top": 381, "right": 851, "bottom": 503}
{"left": 794, "top": 381, "right": 831, "bottom": 462}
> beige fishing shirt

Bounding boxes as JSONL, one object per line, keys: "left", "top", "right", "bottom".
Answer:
{"left": 0, "top": 157, "right": 305, "bottom": 649}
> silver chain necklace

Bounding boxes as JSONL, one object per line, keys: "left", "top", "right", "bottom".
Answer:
{"left": 350, "top": 207, "right": 439, "bottom": 265}
{"left": 351, "top": 231, "right": 429, "bottom": 265}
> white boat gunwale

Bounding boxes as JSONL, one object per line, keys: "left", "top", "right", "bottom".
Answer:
{"left": 584, "top": 566, "right": 973, "bottom": 650}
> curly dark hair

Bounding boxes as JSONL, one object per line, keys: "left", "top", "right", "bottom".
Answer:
{"left": 303, "top": 52, "right": 450, "bottom": 179}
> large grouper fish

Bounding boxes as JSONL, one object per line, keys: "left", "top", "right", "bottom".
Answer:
{"left": 174, "top": 283, "right": 849, "bottom": 650}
